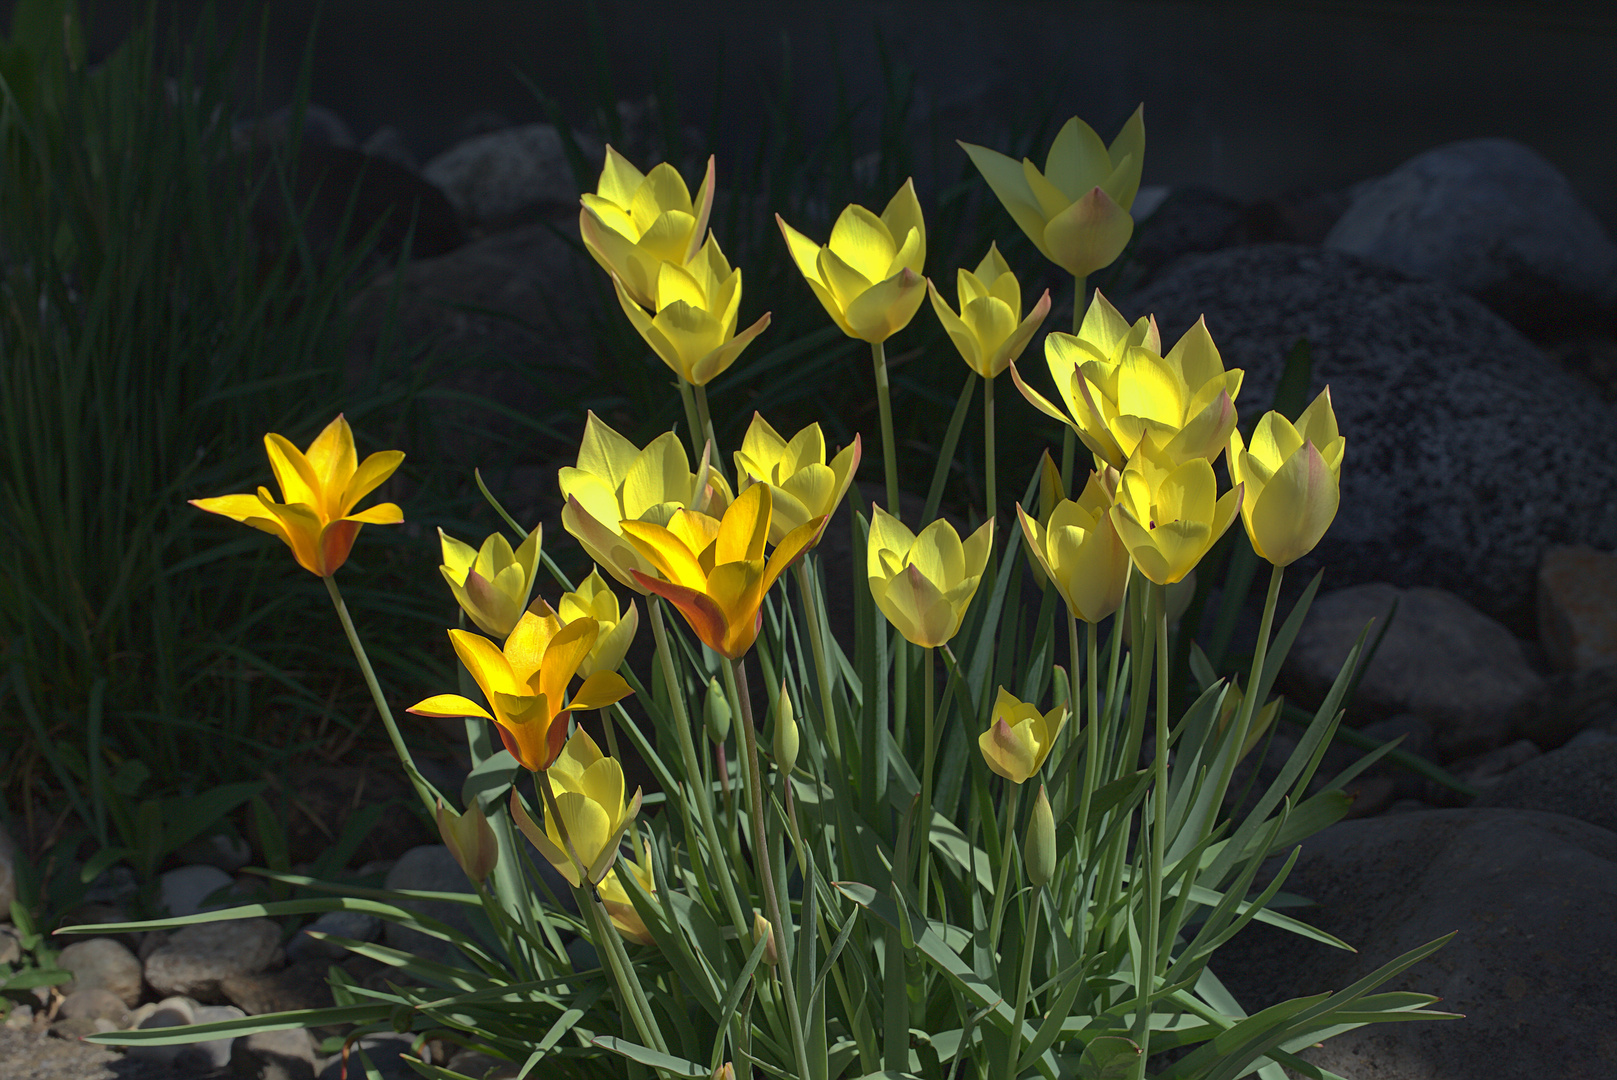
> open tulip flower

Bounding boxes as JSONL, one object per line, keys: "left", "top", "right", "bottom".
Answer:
{"left": 558, "top": 570, "right": 640, "bottom": 678}
{"left": 438, "top": 525, "right": 542, "bottom": 639}
{"left": 190, "top": 414, "right": 403, "bottom": 578}
{"left": 620, "top": 484, "right": 823, "bottom": 660}
{"left": 560, "top": 412, "right": 732, "bottom": 593}
{"left": 598, "top": 838, "right": 658, "bottom": 945}
{"left": 613, "top": 235, "right": 771, "bottom": 387}
{"left": 408, "top": 609, "right": 633, "bottom": 773}
{"left": 1017, "top": 469, "right": 1131, "bottom": 623}
{"left": 1014, "top": 293, "right": 1242, "bottom": 471}
{"left": 777, "top": 179, "right": 927, "bottom": 343}
{"left": 580, "top": 146, "right": 714, "bottom": 309}
{"left": 511, "top": 728, "right": 642, "bottom": 887}
{"left": 1228, "top": 388, "right": 1345, "bottom": 567}
{"left": 960, "top": 106, "right": 1144, "bottom": 279}
{"left": 927, "top": 242, "right": 1051, "bottom": 378}
{"left": 979, "top": 687, "right": 1069, "bottom": 785}
{"left": 1110, "top": 447, "right": 1242, "bottom": 585}
{"left": 733, "top": 413, "right": 862, "bottom": 546}
{"left": 867, "top": 506, "right": 994, "bottom": 648}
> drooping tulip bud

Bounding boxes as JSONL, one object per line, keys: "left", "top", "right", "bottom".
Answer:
{"left": 1025, "top": 785, "right": 1056, "bottom": 889}
{"left": 435, "top": 800, "right": 499, "bottom": 886}
{"left": 753, "top": 912, "right": 778, "bottom": 967}
{"left": 773, "top": 682, "right": 799, "bottom": 776}
{"left": 704, "top": 677, "right": 732, "bottom": 743}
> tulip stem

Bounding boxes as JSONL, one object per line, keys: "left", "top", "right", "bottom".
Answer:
{"left": 323, "top": 575, "right": 441, "bottom": 817}
{"left": 677, "top": 378, "right": 705, "bottom": 465}
{"left": 1208, "top": 563, "right": 1284, "bottom": 829}
{"left": 983, "top": 373, "right": 997, "bottom": 524}
{"left": 1132, "top": 583, "right": 1171, "bottom": 1062}
{"left": 693, "top": 382, "right": 725, "bottom": 485}
{"left": 871, "top": 339, "right": 901, "bottom": 518}
{"left": 1060, "top": 275, "right": 1086, "bottom": 493}
{"left": 1005, "top": 883, "right": 1044, "bottom": 1080}
{"left": 793, "top": 559, "right": 842, "bottom": 762}
{"left": 731, "top": 657, "right": 814, "bottom": 1080}
{"left": 918, "top": 644, "right": 937, "bottom": 914}
{"left": 986, "top": 780, "right": 1022, "bottom": 961}
{"left": 597, "top": 707, "right": 619, "bottom": 764}
{"left": 1070, "top": 615, "right": 1100, "bottom": 867}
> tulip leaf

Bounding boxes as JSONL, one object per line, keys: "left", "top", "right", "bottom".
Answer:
{"left": 593, "top": 1037, "right": 709, "bottom": 1077}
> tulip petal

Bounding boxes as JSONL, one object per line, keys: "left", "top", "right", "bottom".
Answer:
{"left": 827, "top": 203, "right": 897, "bottom": 284}
{"left": 339, "top": 450, "right": 405, "bottom": 516}
{"left": 1106, "top": 105, "right": 1146, "bottom": 210}
{"left": 632, "top": 571, "right": 734, "bottom": 657}
{"left": 1042, "top": 187, "right": 1134, "bottom": 279}
{"left": 1044, "top": 115, "right": 1112, "bottom": 201}
{"left": 1250, "top": 445, "right": 1335, "bottom": 566}
{"left": 621, "top": 433, "right": 693, "bottom": 521}
{"left": 571, "top": 669, "right": 634, "bottom": 712}
{"left": 776, "top": 214, "right": 828, "bottom": 286}
{"left": 717, "top": 483, "right": 771, "bottom": 565}
{"left": 407, "top": 694, "right": 494, "bottom": 721}
{"left": 843, "top": 268, "right": 926, "bottom": 343}
{"left": 881, "top": 179, "right": 926, "bottom": 271}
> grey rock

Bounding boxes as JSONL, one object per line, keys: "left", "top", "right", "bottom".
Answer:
{"left": 56, "top": 988, "right": 131, "bottom": 1028}
{"left": 1538, "top": 544, "right": 1617, "bottom": 672}
{"left": 160, "top": 864, "right": 236, "bottom": 917}
{"left": 1285, "top": 583, "right": 1543, "bottom": 759}
{"left": 1326, "top": 138, "right": 1617, "bottom": 335}
{"left": 1442, "top": 739, "right": 1543, "bottom": 800}
{"left": 234, "top": 102, "right": 355, "bottom": 151}
{"left": 360, "top": 125, "right": 418, "bottom": 172}
{"left": 0, "top": 926, "right": 20, "bottom": 965}
{"left": 423, "top": 122, "right": 601, "bottom": 226}
{"left": 1514, "top": 664, "right": 1617, "bottom": 750}
{"left": 143, "top": 919, "right": 281, "bottom": 1002}
{"left": 57, "top": 938, "right": 144, "bottom": 1008}
{"left": 1564, "top": 726, "right": 1617, "bottom": 751}
{"left": 1475, "top": 737, "right": 1617, "bottom": 834}
{"left": 171, "top": 1004, "right": 246, "bottom": 1073}
{"left": 1129, "top": 244, "right": 1617, "bottom": 628}
{"left": 3, "top": 1003, "right": 32, "bottom": 1030}
{"left": 82, "top": 864, "right": 138, "bottom": 906}
{"left": 318, "top": 1032, "right": 423, "bottom": 1079}
{"left": 49, "top": 1016, "right": 104, "bottom": 1039}
{"left": 0, "top": 822, "right": 14, "bottom": 921}
{"left": 232, "top": 1026, "right": 318, "bottom": 1080}
{"left": 220, "top": 960, "right": 334, "bottom": 1016}
{"left": 125, "top": 996, "right": 199, "bottom": 1069}
{"left": 173, "top": 833, "right": 254, "bottom": 874}
{"left": 1213, "top": 808, "right": 1617, "bottom": 1080}
{"left": 286, "top": 911, "right": 382, "bottom": 963}
{"left": 381, "top": 845, "right": 479, "bottom": 969}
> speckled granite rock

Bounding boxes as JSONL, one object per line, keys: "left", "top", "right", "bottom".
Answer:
{"left": 1474, "top": 737, "right": 1617, "bottom": 833}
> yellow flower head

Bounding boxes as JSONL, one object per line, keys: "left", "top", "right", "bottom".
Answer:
{"left": 614, "top": 234, "right": 771, "bottom": 386}
{"left": 1228, "top": 388, "right": 1345, "bottom": 567}
{"left": 866, "top": 506, "right": 994, "bottom": 648}
{"left": 1017, "top": 468, "right": 1131, "bottom": 623}
{"left": 407, "top": 608, "right": 633, "bottom": 772}
{"left": 777, "top": 179, "right": 927, "bottom": 343}
{"left": 435, "top": 799, "right": 499, "bottom": 886}
{"left": 1109, "top": 447, "right": 1243, "bottom": 585}
{"left": 557, "top": 569, "right": 640, "bottom": 678}
{"left": 1013, "top": 292, "right": 1242, "bottom": 471}
{"left": 733, "top": 413, "right": 862, "bottom": 546}
{"left": 927, "top": 243, "right": 1052, "bottom": 379}
{"left": 598, "top": 838, "right": 659, "bottom": 946}
{"left": 189, "top": 415, "right": 403, "bottom": 577}
{"left": 978, "top": 687, "right": 1069, "bottom": 784}
{"left": 511, "top": 728, "right": 641, "bottom": 887}
{"left": 620, "top": 484, "right": 823, "bottom": 660}
{"left": 438, "top": 525, "right": 542, "bottom": 638}
{"left": 559, "top": 412, "right": 733, "bottom": 593}
{"left": 580, "top": 146, "right": 714, "bottom": 309}
{"left": 960, "top": 106, "right": 1144, "bottom": 278}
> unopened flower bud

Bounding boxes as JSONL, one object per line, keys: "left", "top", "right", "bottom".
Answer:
{"left": 704, "top": 677, "right": 732, "bottom": 743}
{"left": 436, "top": 799, "right": 499, "bottom": 886}
{"left": 712, "top": 1064, "right": 736, "bottom": 1080}
{"left": 1025, "top": 785, "right": 1056, "bottom": 889}
{"left": 773, "top": 683, "right": 799, "bottom": 776}
{"left": 753, "top": 911, "right": 778, "bottom": 967}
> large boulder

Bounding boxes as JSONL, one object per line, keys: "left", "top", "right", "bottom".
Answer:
{"left": 1324, "top": 138, "right": 1617, "bottom": 336}
{"left": 1128, "top": 244, "right": 1617, "bottom": 628}
{"left": 1213, "top": 808, "right": 1617, "bottom": 1080}
{"left": 423, "top": 122, "right": 601, "bottom": 229}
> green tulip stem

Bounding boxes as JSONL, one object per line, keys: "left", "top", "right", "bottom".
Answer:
{"left": 584, "top": 875, "right": 667, "bottom": 1054}
{"left": 986, "top": 780, "right": 1023, "bottom": 958}
{"left": 1069, "top": 614, "right": 1100, "bottom": 864}
{"left": 323, "top": 575, "right": 440, "bottom": 818}
{"left": 677, "top": 378, "right": 705, "bottom": 465}
{"left": 793, "top": 558, "right": 842, "bottom": 762}
{"left": 730, "top": 656, "right": 815, "bottom": 1080}
{"left": 693, "top": 381, "right": 725, "bottom": 484}
{"left": 597, "top": 706, "right": 620, "bottom": 764}
{"left": 1132, "top": 582, "right": 1172, "bottom": 1063}
{"left": 918, "top": 644, "right": 937, "bottom": 912}
{"left": 983, "top": 373, "right": 997, "bottom": 523}
{"left": 871, "top": 339, "right": 901, "bottom": 517}
{"left": 649, "top": 597, "right": 749, "bottom": 938}
{"left": 1209, "top": 562, "right": 1284, "bottom": 825}
{"left": 1073, "top": 276, "right": 1088, "bottom": 334}
{"left": 1061, "top": 275, "right": 1087, "bottom": 493}
{"left": 1005, "top": 883, "right": 1045, "bottom": 1080}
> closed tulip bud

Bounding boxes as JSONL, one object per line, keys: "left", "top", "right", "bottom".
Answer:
{"left": 1026, "top": 785, "right": 1056, "bottom": 889}
{"left": 866, "top": 506, "right": 994, "bottom": 648}
{"left": 773, "top": 683, "right": 799, "bottom": 776}
{"left": 438, "top": 525, "right": 542, "bottom": 638}
{"left": 704, "top": 676, "right": 732, "bottom": 743}
{"left": 753, "top": 911, "right": 778, "bottom": 967}
{"left": 979, "top": 687, "right": 1068, "bottom": 784}
{"left": 713, "top": 1064, "right": 736, "bottom": 1080}
{"left": 1227, "top": 388, "right": 1345, "bottom": 567}
{"left": 435, "top": 799, "right": 499, "bottom": 886}
{"left": 927, "top": 242, "right": 1052, "bottom": 379}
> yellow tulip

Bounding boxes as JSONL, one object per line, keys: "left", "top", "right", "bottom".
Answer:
{"left": 189, "top": 414, "right": 403, "bottom": 577}
{"left": 1109, "top": 447, "right": 1243, "bottom": 585}
{"left": 580, "top": 146, "right": 714, "bottom": 309}
{"left": 926, "top": 243, "right": 1052, "bottom": 378}
{"left": 733, "top": 413, "right": 862, "bottom": 546}
{"left": 511, "top": 729, "right": 642, "bottom": 887}
{"left": 960, "top": 106, "right": 1144, "bottom": 278}
{"left": 777, "top": 179, "right": 927, "bottom": 342}
{"left": 1228, "top": 388, "right": 1345, "bottom": 567}
{"left": 438, "top": 525, "right": 542, "bottom": 638}
{"left": 1024, "top": 450, "right": 1066, "bottom": 590}
{"left": 978, "top": 687, "right": 1068, "bottom": 784}
{"left": 598, "top": 839, "right": 658, "bottom": 946}
{"left": 1017, "top": 469, "right": 1131, "bottom": 623}
{"left": 866, "top": 506, "right": 994, "bottom": 648}
{"left": 620, "top": 484, "right": 822, "bottom": 660}
{"left": 559, "top": 411, "right": 732, "bottom": 593}
{"left": 613, "top": 234, "right": 771, "bottom": 386}
{"left": 407, "top": 608, "right": 632, "bottom": 772}
{"left": 557, "top": 570, "right": 639, "bottom": 678}
{"left": 1013, "top": 293, "right": 1242, "bottom": 470}
{"left": 435, "top": 799, "right": 499, "bottom": 886}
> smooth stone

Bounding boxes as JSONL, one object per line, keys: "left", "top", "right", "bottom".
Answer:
{"left": 221, "top": 960, "right": 335, "bottom": 1016}
{"left": 381, "top": 845, "right": 480, "bottom": 969}
{"left": 57, "top": 937, "right": 144, "bottom": 1008}
{"left": 1538, "top": 544, "right": 1617, "bottom": 672}
{"left": 0, "top": 926, "right": 20, "bottom": 966}
{"left": 286, "top": 910, "right": 383, "bottom": 963}
{"left": 160, "top": 864, "right": 236, "bottom": 917}
{"left": 55, "top": 987, "right": 131, "bottom": 1028}
{"left": 422, "top": 121, "right": 601, "bottom": 226}
{"left": 232, "top": 1026, "right": 319, "bottom": 1080}
{"left": 173, "top": 832, "right": 254, "bottom": 874}
{"left": 360, "top": 124, "right": 419, "bottom": 172}
{"left": 3, "top": 1003, "right": 32, "bottom": 1030}
{"left": 1128, "top": 244, "right": 1617, "bottom": 629}
{"left": 171, "top": 1004, "right": 246, "bottom": 1073}
{"left": 143, "top": 918, "right": 281, "bottom": 1002}
{"left": 1514, "top": 664, "right": 1617, "bottom": 749}
{"left": 1474, "top": 737, "right": 1617, "bottom": 834}
{"left": 125, "top": 995, "right": 199, "bottom": 1068}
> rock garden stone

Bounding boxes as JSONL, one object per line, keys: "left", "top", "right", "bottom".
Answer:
{"left": 1538, "top": 544, "right": 1617, "bottom": 671}
{"left": 173, "top": 832, "right": 254, "bottom": 874}
{"left": 1284, "top": 583, "right": 1542, "bottom": 759}
{"left": 318, "top": 1032, "right": 423, "bottom": 1080}
{"left": 0, "top": 822, "right": 15, "bottom": 920}
{"left": 232, "top": 1026, "right": 320, "bottom": 1080}
{"left": 360, "top": 125, "right": 418, "bottom": 172}
{"left": 57, "top": 937, "right": 144, "bottom": 1008}
{"left": 235, "top": 102, "right": 356, "bottom": 151}
{"left": 1324, "top": 137, "right": 1617, "bottom": 336}
{"left": 170, "top": 1004, "right": 247, "bottom": 1073}
{"left": 159, "top": 863, "right": 236, "bottom": 917}
{"left": 55, "top": 987, "right": 131, "bottom": 1029}
{"left": 0, "top": 926, "right": 20, "bottom": 966}
{"left": 142, "top": 918, "right": 281, "bottom": 1002}
{"left": 286, "top": 910, "right": 383, "bottom": 963}
{"left": 221, "top": 959, "right": 336, "bottom": 1017}
{"left": 423, "top": 122, "right": 601, "bottom": 228}
{"left": 1128, "top": 244, "right": 1617, "bottom": 628}
{"left": 1214, "top": 807, "right": 1617, "bottom": 1080}
{"left": 1474, "top": 736, "right": 1617, "bottom": 834}
{"left": 1514, "top": 664, "right": 1617, "bottom": 749}
{"left": 382, "top": 845, "right": 480, "bottom": 969}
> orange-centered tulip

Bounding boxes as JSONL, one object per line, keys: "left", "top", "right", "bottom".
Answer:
{"left": 189, "top": 414, "right": 403, "bottom": 577}
{"left": 620, "top": 484, "right": 823, "bottom": 660}
{"left": 408, "top": 608, "right": 633, "bottom": 772}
